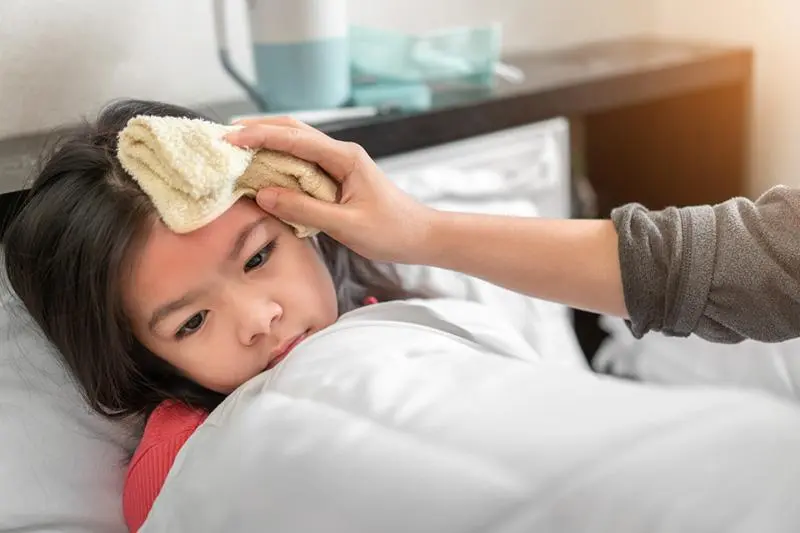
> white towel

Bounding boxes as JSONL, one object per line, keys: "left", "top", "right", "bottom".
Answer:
{"left": 116, "top": 115, "right": 338, "bottom": 237}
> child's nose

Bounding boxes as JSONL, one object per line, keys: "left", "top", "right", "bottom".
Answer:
{"left": 235, "top": 297, "right": 283, "bottom": 346}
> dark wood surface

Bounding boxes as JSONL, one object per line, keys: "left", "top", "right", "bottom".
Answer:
{"left": 199, "top": 37, "right": 752, "bottom": 160}
{"left": 585, "top": 81, "right": 750, "bottom": 214}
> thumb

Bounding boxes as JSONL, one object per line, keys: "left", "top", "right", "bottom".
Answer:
{"left": 256, "top": 187, "right": 344, "bottom": 232}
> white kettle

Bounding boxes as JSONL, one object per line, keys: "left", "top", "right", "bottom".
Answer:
{"left": 213, "top": 0, "right": 351, "bottom": 112}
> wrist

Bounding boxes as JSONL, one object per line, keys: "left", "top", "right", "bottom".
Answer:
{"left": 412, "top": 207, "right": 453, "bottom": 267}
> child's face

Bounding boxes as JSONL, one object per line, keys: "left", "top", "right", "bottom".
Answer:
{"left": 124, "top": 199, "right": 338, "bottom": 393}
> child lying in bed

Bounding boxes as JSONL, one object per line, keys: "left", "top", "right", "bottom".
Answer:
{"left": 4, "top": 100, "right": 800, "bottom": 533}
{"left": 2, "top": 100, "right": 429, "bottom": 529}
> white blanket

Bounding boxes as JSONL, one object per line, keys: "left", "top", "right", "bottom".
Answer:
{"left": 142, "top": 300, "right": 800, "bottom": 533}
{"left": 595, "top": 316, "right": 800, "bottom": 401}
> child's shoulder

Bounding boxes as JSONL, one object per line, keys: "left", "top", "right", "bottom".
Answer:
{"left": 145, "top": 400, "right": 208, "bottom": 432}
{"left": 145, "top": 400, "right": 209, "bottom": 437}
{"left": 124, "top": 401, "right": 209, "bottom": 531}
{"left": 129, "top": 400, "right": 209, "bottom": 475}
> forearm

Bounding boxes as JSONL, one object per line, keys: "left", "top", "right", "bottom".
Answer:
{"left": 420, "top": 211, "right": 628, "bottom": 317}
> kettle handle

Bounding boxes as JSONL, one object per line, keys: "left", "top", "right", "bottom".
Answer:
{"left": 213, "top": 0, "right": 269, "bottom": 112}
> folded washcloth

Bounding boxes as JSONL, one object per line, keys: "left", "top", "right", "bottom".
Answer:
{"left": 116, "top": 115, "right": 339, "bottom": 237}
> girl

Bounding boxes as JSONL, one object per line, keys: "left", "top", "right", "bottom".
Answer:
{"left": 1, "top": 100, "right": 427, "bottom": 530}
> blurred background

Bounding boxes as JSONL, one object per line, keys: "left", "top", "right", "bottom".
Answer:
{"left": 0, "top": 0, "right": 796, "bottom": 195}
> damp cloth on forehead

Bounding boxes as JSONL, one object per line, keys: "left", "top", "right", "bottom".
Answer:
{"left": 116, "top": 115, "right": 338, "bottom": 237}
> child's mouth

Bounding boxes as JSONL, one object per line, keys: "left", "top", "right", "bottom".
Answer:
{"left": 266, "top": 331, "right": 309, "bottom": 370}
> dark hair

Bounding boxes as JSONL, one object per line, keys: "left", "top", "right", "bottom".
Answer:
{"left": 2, "top": 99, "right": 427, "bottom": 420}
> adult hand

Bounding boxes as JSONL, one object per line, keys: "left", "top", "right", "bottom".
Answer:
{"left": 226, "top": 117, "right": 437, "bottom": 264}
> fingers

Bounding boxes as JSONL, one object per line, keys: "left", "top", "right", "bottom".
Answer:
{"left": 225, "top": 124, "right": 359, "bottom": 181}
{"left": 232, "top": 115, "right": 316, "bottom": 132}
{"left": 256, "top": 187, "right": 349, "bottom": 233}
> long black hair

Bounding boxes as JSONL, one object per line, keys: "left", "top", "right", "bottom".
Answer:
{"left": 2, "top": 99, "right": 427, "bottom": 419}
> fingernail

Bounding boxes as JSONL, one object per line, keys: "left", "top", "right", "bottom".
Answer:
{"left": 257, "top": 189, "right": 278, "bottom": 209}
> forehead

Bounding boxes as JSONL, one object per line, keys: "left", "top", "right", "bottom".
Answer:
{"left": 126, "top": 200, "right": 273, "bottom": 302}
{"left": 146, "top": 199, "right": 269, "bottom": 258}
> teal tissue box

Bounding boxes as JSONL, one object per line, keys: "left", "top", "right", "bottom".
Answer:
{"left": 349, "top": 23, "right": 502, "bottom": 85}
{"left": 351, "top": 83, "right": 432, "bottom": 112}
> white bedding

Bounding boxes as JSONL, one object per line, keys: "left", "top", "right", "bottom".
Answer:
{"left": 0, "top": 244, "right": 582, "bottom": 533}
{"left": 595, "top": 316, "right": 800, "bottom": 401}
{"left": 143, "top": 299, "right": 800, "bottom": 533}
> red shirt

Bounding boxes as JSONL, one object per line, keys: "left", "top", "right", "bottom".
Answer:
{"left": 123, "top": 401, "right": 208, "bottom": 532}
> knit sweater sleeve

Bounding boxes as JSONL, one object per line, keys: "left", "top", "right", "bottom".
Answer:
{"left": 612, "top": 185, "right": 800, "bottom": 343}
{"left": 123, "top": 402, "right": 208, "bottom": 532}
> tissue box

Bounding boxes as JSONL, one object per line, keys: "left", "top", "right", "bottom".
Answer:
{"left": 351, "top": 82, "right": 432, "bottom": 112}
{"left": 349, "top": 23, "right": 502, "bottom": 86}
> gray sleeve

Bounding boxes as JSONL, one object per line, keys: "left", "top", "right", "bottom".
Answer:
{"left": 611, "top": 185, "right": 800, "bottom": 343}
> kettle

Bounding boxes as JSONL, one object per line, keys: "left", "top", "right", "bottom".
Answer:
{"left": 213, "top": 0, "right": 351, "bottom": 112}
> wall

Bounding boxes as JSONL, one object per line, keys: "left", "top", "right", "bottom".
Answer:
{"left": 0, "top": 0, "right": 652, "bottom": 140}
{"left": 654, "top": 0, "right": 800, "bottom": 194}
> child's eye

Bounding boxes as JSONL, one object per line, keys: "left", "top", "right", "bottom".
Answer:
{"left": 176, "top": 311, "right": 207, "bottom": 339}
{"left": 244, "top": 241, "right": 277, "bottom": 272}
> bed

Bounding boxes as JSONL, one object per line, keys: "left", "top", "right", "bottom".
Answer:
{"left": 0, "top": 118, "right": 588, "bottom": 532}
{"left": 595, "top": 316, "right": 800, "bottom": 401}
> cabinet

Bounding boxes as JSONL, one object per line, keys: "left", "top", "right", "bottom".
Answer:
{"left": 377, "top": 118, "right": 571, "bottom": 220}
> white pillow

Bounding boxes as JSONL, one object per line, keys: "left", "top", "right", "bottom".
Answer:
{"left": 0, "top": 256, "right": 135, "bottom": 532}
{"left": 395, "top": 197, "right": 586, "bottom": 371}
{"left": 594, "top": 316, "right": 800, "bottom": 401}
{"left": 396, "top": 261, "right": 585, "bottom": 369}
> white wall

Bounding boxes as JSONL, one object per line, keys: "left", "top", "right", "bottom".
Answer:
{"left": 654, "top": 0, "right": 800, "bottom": 194}
{"left": 0, "top": 0, "right": 652, "bottom": 140}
